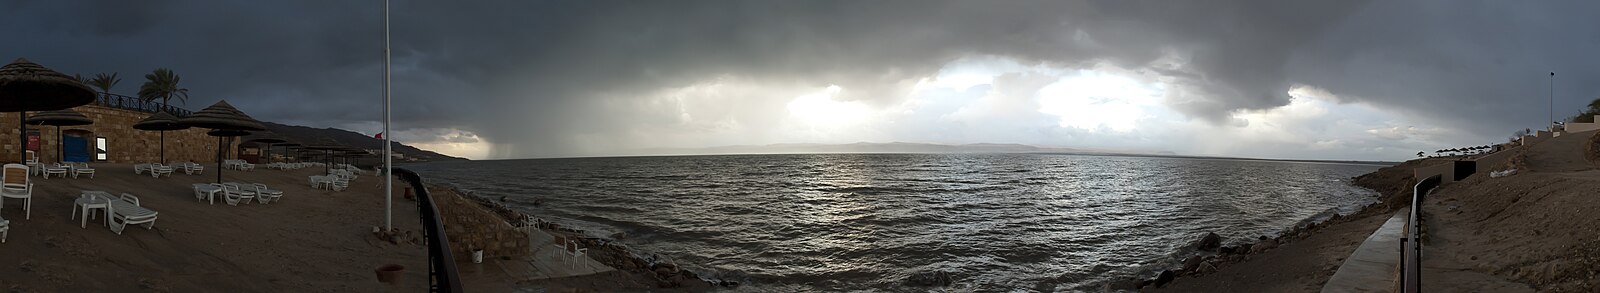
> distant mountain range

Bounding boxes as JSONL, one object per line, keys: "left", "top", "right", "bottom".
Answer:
{"left": 260, "top": 122, "right": 467, "bottom": 162}
{"left": 639, "top": 142, "right": 1173, "bottom": 156}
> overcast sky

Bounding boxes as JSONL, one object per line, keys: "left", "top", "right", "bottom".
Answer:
{"left": 5, "top": 0, "right": 1599, "bottom": 161}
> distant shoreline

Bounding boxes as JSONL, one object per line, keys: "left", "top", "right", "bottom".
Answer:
{"left": 429, "top": 151, "right": 1399, "bottom": 166}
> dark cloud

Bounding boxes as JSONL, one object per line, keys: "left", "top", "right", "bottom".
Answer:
{"left": 4, "top": 0, "right": 1593, "bottom": 158}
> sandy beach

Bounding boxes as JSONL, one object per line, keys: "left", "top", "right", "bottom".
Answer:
{"left": 0, "top": 163, "right": 426, "bottom": 292}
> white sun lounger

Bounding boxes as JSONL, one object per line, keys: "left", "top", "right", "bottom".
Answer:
{"left": 41, "top": 163, "right": 68, "bottom": 179}
{"left": 221, "top": 183, "right": 256, "bottom": 206}
{"left": 72, "top": 162, "right": 95, "bottom": 179}
{"left": 252, "top": 183, "right": 283, "bottom": 204}
{"left": 108, "top": 193, "right": 158, "bottom": 235}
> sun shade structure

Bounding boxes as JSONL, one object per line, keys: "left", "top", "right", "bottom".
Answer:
{"left": 181, "top": 100, "right": 266, "bottom": 183}
{"left": 25, "top": 109, "right": 93, "bottom": 162}
{"left": 303, "top": 137, "right": 346, "bottom": 174}
{"left": 275, "top": 142, "right": 302, "bottom": 163}
{"left": 133, "top": 111, "right": 190, "bottom": 164}
{"left": 244, "top": 133, "right": 287, "bottom": 163}
{"left": 0, "top": 58, "right": 97, "bottom": 163}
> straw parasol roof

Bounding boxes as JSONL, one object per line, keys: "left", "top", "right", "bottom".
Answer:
{"left": 206, "top": 129, "right": 251, "bottom": 137}
{"left": 303, "top": 137, "right": 347, "bottom": 150}
{"left": 180, "top": 100, "right": 266, "bottom": 131}
{"left": 24, "top": 109, "right": 92, "bottom": 126}
{"left": 0, "top": 58, "right": 96, "bottom": 112}
{"left": 243, "top": 133, "right": 287, "bottom": 144}
{"left": 133, "top": 112, "right": 190, "bottom": 131}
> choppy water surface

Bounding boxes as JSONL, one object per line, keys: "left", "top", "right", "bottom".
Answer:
{"left": 408, "top": 154, "right": 1381, "bottom": 291}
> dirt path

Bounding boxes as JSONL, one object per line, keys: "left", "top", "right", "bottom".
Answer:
{"left": 1523, "top": 131, "right": 1596, "bottom": 172}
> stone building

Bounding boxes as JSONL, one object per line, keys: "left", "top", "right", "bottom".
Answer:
{"left": 0, "top": 103, "right": 242, "bottom": 164}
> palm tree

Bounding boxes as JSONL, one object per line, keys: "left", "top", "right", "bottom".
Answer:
{"left": 138, "top": 68, "right": 189, "bottom": 112}
{"left": 85, "top": 72, "right": 120, "bottom": 97}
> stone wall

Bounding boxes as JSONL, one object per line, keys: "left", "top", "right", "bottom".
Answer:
{"left": 0, "top": 105, "right": 241, "bottom": 164}
{"left": 1413, "top": 161, "right": 1456, "bottom": 184}
{"left": 427, "top": 184, "right": 531, "bottom": 260}
{"left": 1473, "top": 145, "right": 1521, "bottom": 175}
{"left": 1568, "top": 122, "right": 1600, "bottom": 134}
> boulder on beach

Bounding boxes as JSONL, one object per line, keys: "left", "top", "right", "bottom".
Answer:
{"left": 1103, "top": 278, "right": 1141, "bottom": 291}
{"left": 1182, "top": 255, "right": 1203, "bottom": 273}
{"left": 1153, "top": 270, "right": 1176, "bottom": 287}
{"left": 1193, "top": 232, "right": 1223, "bottom": 251}
{"left": 1250, "top": 239, "right": 1279, "bottom": 253}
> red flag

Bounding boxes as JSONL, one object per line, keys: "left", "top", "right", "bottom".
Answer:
{"left": 374, "top": 132, "right": 384, "bottom": 139}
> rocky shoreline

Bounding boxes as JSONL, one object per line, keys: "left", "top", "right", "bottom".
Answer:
{"left": 440, "top": 184, "right": 737, "bottom": 289}
{"left": 1105, "top": 160, "right": 1420, "bottom": 290}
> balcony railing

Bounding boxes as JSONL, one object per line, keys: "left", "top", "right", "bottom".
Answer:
{"left": 1400, "top": 174, "right": 1442, "bottom": 293}
{"left": 92, "top": 93, "right": 195, "bottom": 117}
{"left": 393, "top": 168, "right": 463, "bottom": 292}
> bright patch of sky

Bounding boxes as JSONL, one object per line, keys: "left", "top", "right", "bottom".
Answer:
{"left": 397, "top": 56, "right": 1483, "bottom": 161}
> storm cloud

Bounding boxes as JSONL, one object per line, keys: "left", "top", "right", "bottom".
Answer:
{"left": 4, "top": 0, "right": 1597, "bottom": 160}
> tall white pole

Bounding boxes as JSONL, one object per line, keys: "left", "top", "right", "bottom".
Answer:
{"left": 383, "top": 0, "right": 394, "bottom": 232}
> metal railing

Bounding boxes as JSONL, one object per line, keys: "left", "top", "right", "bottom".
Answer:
{"left": 1400, "top": 174, "right": 1442, "bottom": 293}
{"left": 393, "top": 168, "right": 463, "bottom": 292}
{"left": 92, "top": 93, "right": 194, "bottom": 117}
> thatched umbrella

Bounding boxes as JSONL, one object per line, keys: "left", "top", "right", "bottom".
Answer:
{"left": 243, "top": 133, "right": 286, "bottom": 164}
{"left": 303, "top": 137, "right": 346, "bottom": 174}
{"left": 180, "top": 100, "right": 266, "bottom": 183}
{"left": 276, "top": 142, "right": 302, "bottom": 163}
{"left": 341, "top": 148, "right": 369, "bottom": 167}
{"left": 0, "top": 58, "right": 97, "bottom": 163}
{"left": 25, "top": 109, "right": 92, "bottom": 163}
{"left": 132, "top": 111, "right": 189, "bottom": 164}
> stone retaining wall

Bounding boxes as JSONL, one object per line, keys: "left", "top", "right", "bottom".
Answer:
{"left": 0, "top": 105, "right": 241, "bottom": 164}
{"left": 427, "top": 184, "right": 531, "bottom": 260}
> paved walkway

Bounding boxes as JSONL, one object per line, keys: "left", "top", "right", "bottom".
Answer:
{"left": 1320, "top": 210, "right": 1406, "bottom": 293}
{"left": 457, "top": 227, "right": 616, "bottom": 286}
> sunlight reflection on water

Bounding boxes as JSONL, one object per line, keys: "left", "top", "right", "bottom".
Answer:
{"left": 409, "top": 154, "right": 1381, "bottom": 292}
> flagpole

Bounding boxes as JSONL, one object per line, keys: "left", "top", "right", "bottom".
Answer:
{"left": 382, "top": 0, "right": 394, "bottom": 232}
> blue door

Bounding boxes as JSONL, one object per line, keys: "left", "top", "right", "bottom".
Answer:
{"left": 64, "top": 136, "right": 89, "bottom": 162}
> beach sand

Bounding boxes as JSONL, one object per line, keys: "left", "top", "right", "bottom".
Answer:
{"left": 1152, "top": 131, "right": 1600, "bottom": 292}
{"left": 0, "top": 163, "right": 426, "bottom": 292}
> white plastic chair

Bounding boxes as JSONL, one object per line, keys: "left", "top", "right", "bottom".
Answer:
{"left": 567, "top": 240, "right": 589, "bottom": 270}
{"left": 24, "top": 151, "right": 38, "bottom": 176}
{"left": 0, "top": 164, "right": 32, "bottom": 220}
{"left": 190, "top": 162, "right": 205, "bottom": 175}
{"left": 152, "top": 164, "right": 174, "bottom": 177}
{"left": 330, "top": 177, "right": 350, "bottom": 191}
